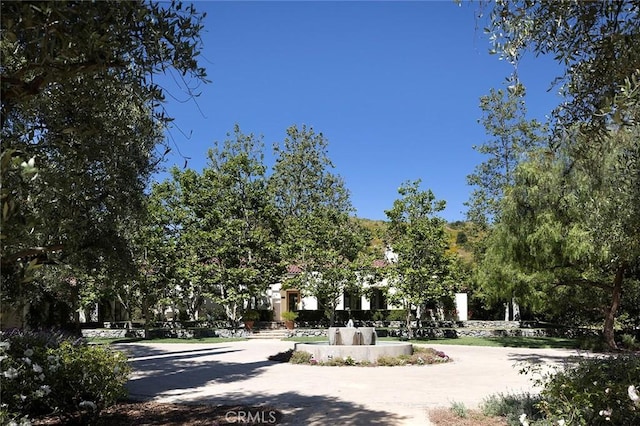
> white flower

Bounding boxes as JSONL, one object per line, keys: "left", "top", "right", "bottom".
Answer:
{"left": 32, "top": 364, "right": 43, "bottom": 374}
{"left": 79, "top": 400, "right": 97, "bottom": 411}
{"left": 629, "top": 385, "right": 639, "bottom": 403}
{"left": 3, "top": 367, "right": 19, "bottom": 379}
{"left": 40, "top": 385, "right": 51, "bottom": 395}
{"left": 24, "top": 349, "right": 34, "bottom": 357}
{"left": 557, "top": 420, "right": 565, "bottom": 426}
{"left": 519, "top": 413, "right": 529, "bottom": 426}
{"left": 0, "top": 341, "right": 10, "bottom": 351}
{"left": 0, "top": 355, "right": 7, "bottom": 362}
{"left": 38, "top": 373, "right": 45, "bottom": 381}
{"left": 599, "top": 409, "right": 612, "bottom": 421}
{"left": 21, "top": 357, "right": 31, "bottom": 365}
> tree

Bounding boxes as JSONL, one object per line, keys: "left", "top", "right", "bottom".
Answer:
{"left": 129, "top": 182, "right": 183, "bottom": 336}
{"left": 286, "top": 210, "right": 371, "bottom": 325}
{"left": 164, "top": 126, "right": 284, "bottom": 327}
{"left": 466, "top": 87, "right": 546, "bottom": 320}
{"left": 478, "top": 126, "right": 640, "bottom": 349}
{"left": 270, "top": 125, "right": 369, "bottom": 325}
{"left": 466, "top": 87, "right": 546, "bottom": 226}
{"left": 1, "top": 1, "right": 207, "bottom": 317}
{"left": 385, "top": 180, "right": 454, "bottom": 339}
{"left": 483, "top": 0, "right": 640, "bottom": 133}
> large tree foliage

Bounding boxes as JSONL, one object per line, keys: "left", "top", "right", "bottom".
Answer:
{"left": 473, "top": 0, "right": 640, "bottom": 346}
{"left": 466, "top": 87, "right": 546, "bottom": 320}
{"left": 385, "top": 180, "right": 454, "bottom": 338}
{"left": 270, "top": 125, "right": 369, "bottom": 324}
{"left": 466, "top": 88, "right": 546, "bottom": 226}
{"left": 478, "top": 126, "right": 640, "bottom": 348}
{"left": 158, "top": 127, "right": 284, "bottom": 326}
{"left": 484, "top": 0, "right": 640, "bottom": 132}
{"left": 0, "top": 1, "right": 207, "bottom": 315}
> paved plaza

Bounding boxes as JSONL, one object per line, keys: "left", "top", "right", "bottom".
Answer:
{"left": 114, "top": 340, "right": 584, "bottom": 425}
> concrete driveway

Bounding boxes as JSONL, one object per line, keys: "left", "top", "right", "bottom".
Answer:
{"left": 113, "top": 340, "right": 585, "bottom": 425}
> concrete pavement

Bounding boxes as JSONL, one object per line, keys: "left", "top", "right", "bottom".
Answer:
{"left": 113, "top": 340, "right": 585, "bottom": 425}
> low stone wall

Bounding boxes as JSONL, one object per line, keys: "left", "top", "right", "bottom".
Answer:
{"left": 288, "top": 326, "right": 599, "bottom": 339}
{"left": 81, "top": 328, "right": 248, "bottom": 339}
{"left": 81, "top": 322, "right": 600, "bottom": 340}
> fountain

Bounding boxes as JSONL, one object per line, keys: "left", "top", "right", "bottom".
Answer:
{"left": 294, "top": 323, "right": 413, "bottom": 363}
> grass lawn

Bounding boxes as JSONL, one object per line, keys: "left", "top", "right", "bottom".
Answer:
{"left": 282, "top": 336, "right": 328, "bottom": 343}
{"left": 87, "top": 336, "right": 247, "bottom": 345}
{"left": 380, "top": 336, "right": 581, "bottom": 349}
{"left": 283, "top": 334, "right": 582, "bottom": 349}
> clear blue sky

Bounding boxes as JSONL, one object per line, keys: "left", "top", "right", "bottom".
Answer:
{"left": 156, "top": 1, "right": 561, "bottom": 222}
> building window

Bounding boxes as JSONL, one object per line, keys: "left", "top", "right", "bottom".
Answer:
{"left": 343, "top": 290, "right": 362, "bottom": 310}
{"left": 370, "top": 288, "right": 387, "bottom": 310}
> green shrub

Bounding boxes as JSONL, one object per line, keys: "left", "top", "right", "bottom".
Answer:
{"left": 533, "top": 354, "right": 640, "bottom": 425}
{"left": 281, "top": 311, "right": 299, "bottom": 321}
{"left": 344, "top": 356, "right": 356, "bottom": 366}
{"left": 288, "top": 350, "right": 312, "bottom": 364}
{"left": 0, "top": 330, "right": 130, "bottom": 424}
{"left": 243, "top": 310, "right": 260, "bottom": 321}
{"left": 450, "top": 401, "right": 468, "bottom": 418}
{"left": 376, "top": 355, "right": 404, "bottom": 366}
{"left": 481, "top": 392, "right": 542, "bottom": 426}
{"left": 620, "top": 333, "right": 640, "bottom": 351}
{"left": 372, "top": 310, "right": 386, "bottom": 321}
{"left": 387, "top": 309, "right": 409, "bottom": 321}
{"left": 323, "top": 357, "right": 345, "bottom": 366}
{"left": 523, "top": 354, "right": 640, "bottom": 426}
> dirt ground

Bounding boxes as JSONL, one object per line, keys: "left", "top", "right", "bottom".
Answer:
{"left": 32, "top": 401, "right": 284, "bottom": 425}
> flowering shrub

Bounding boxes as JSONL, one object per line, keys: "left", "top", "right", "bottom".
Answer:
{"left": 525, "top": 354, "right": 640, "bottom": 425}
{"left": 0, "top": 330, "right": 130, "bottom": 424}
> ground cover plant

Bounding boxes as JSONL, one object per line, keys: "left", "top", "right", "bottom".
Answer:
{"left": 429, "top": 402, "right": 510, "bottom": 426}
{"left": 268, "top": 345, "right": 451, "bottom": 366}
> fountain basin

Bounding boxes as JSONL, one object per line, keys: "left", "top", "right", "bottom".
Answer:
{"left": 328, "top": 326, "right": 377, "bottom": 345}
{"left": 294, "top": 341, "right": 413, "bottom": 363}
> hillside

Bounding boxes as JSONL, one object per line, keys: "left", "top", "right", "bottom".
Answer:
{"left": 355, "top": 218, "right": 477, "bottom": 264}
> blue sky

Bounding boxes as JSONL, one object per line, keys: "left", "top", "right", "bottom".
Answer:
{"left": 156, "top": 1, "right": 562, "bottom": 222}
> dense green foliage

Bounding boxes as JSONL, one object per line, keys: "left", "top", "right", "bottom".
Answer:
{"left": 534, "top": 355, "right": 640, "bottom": 425}
{"left": 271, "top": 125, "right": 370, "bottom": 325}
{"left": 147, "top": 126, "right": 284, "bottom": 326}
{"left": 484, "top": 0, "right": 640, "bottom": 131}
{"left": 385, "top": 180, "right": 456, "bottom": 337}
{"left": 0, "top": 330, "right": 130, "bottom": 424}
{"left": 472, "top": 0, "right": 640, "bottom": 347}
{"left": 1, "top": 1, "right": 207, "bottom": 325}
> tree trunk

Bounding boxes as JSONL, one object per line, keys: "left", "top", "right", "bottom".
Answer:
{"left": 406, "top": 303, "right": 414, "bottom": 340}
{"left": 143, "top": 296, "right": 151, "bottom": 340}
{"left": 603, "top": 265, "right": 625, "bottom": 350}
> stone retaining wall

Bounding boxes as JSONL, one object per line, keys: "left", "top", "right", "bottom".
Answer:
{"left": 81, "top": 328, "right": 248, "bottom": 339}
{"left": 289, "top": 326, "right": 599, "bottom": 339}
{"left": 81, "top": 322, "right": 599, "bottom": 340}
